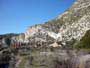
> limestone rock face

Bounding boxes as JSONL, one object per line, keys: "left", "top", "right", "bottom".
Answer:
{"left": 23, "top": 0, "right": 90, "bottom": 48}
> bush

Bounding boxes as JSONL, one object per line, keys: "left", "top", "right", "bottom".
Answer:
{"left": 74, "top": 30, "right": 90, "bottom": 49}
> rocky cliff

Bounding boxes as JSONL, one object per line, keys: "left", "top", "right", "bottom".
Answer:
{"left": 23, "top": 0, "right": 90, "bottom": 48}
{"left": 1, "top": 0, "right": 90, "bottom": 49}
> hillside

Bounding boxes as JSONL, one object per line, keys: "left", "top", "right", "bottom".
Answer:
{"left": 24, "top": 0, "right": 90, "bottom": 49}
{"left": 0, "top": 0, "right": 90, "bottom": 49}
{"left": 1, "top": 0, "right": 90, "bottom": 68}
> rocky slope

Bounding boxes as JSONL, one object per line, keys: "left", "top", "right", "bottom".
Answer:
{"left": 1, "top": 0, "right": 90, "bottom": 49}
{"left": 1, "top": 0, "right": 90, "bottom": 68}
{"left": 0, "top": 33, "right": 19, "bottom": 48}
{"left": 23, "top": 0, "right": 90, "bottom": 48}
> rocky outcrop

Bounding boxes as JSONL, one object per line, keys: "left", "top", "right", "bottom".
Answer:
{"left": 23, "top": 0, "right": 90, "bottom": 48}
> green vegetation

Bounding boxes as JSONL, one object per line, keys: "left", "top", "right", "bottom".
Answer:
{"left": 74, "top": 30, "right": 90, "bottom": 49}
{"left": 5, "top": 38, "right": 11, "bottom": 46}
{"left": 0, "top": 33, "right": 19, "bottom": 38}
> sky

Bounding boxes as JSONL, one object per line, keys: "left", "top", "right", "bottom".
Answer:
{"left": 0, "top": 0, "right": 76, "bottom": 34}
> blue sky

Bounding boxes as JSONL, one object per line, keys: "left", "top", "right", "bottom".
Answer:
{"left": 0, "top": 0, "right": 75, "bottom": 34}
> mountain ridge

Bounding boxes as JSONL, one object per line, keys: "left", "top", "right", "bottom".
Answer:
{"left": 0, "top": 0, "right": 90, "bottom": 49}
{"left": 22, "top": 0, "right": 90, "bottom": 48}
